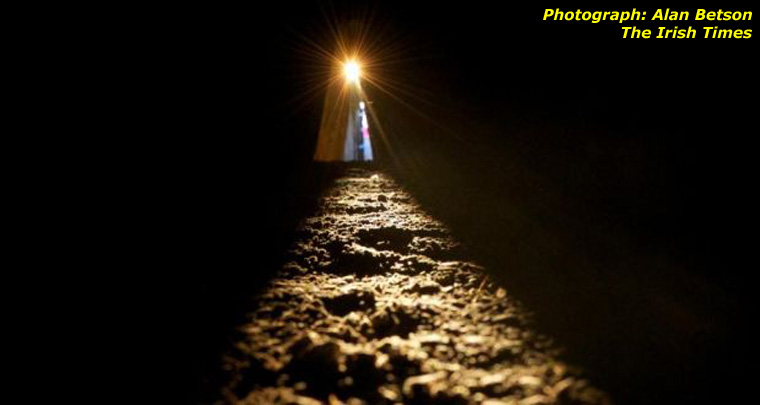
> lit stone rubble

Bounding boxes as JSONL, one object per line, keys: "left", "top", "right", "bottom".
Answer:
{"left": 222, "top": 168, "right": 610, "bottom": 405}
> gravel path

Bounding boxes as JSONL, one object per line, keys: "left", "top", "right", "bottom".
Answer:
{"left": 221, "top": 168, "right": 610, "bottom": 405}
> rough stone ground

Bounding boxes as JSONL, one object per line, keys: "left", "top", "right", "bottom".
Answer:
{"left": 220, "top": 168, "right": 610, "bottom": 405}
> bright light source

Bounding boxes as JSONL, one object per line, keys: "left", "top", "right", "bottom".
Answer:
{"left": 343, "top": 60, "right": 361, "bottom": 83}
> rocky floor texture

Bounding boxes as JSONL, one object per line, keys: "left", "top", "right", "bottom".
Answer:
{"left": 220, "top": 168, "right": 610, "bottom": 405}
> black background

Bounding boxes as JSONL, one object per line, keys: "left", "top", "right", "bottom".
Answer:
{"left": 105, "top": 2, "right": 756, "bottom": 403}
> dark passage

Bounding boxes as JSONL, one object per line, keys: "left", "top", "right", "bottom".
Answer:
{"left": 125, "top": 2, "right": 756, "bottom": 404}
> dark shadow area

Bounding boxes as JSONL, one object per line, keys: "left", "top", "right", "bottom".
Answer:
{"left": 114, "top": 6, "right": 337, "bottom": 402}
{"left": 161, "top": 163, "right": 366, "bottom": 403}
{"left": 179, "top": 165, "right": 350, "bottom": 402}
